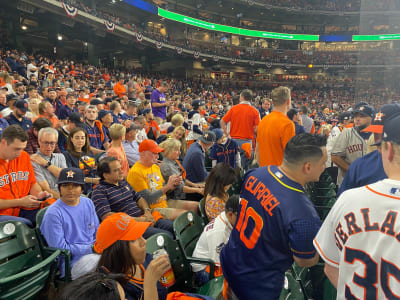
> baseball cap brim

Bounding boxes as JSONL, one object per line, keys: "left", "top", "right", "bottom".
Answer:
{"left": 362, "top": 124, "right": 383, "bottom": 133}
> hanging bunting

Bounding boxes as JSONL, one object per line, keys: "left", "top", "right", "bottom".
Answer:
{"left": 193, "top": 51, "right": 200, "bottom": 59}
{"left": 176, "top": 47, "right": 183, "bottom": 55}
{"left": 231, "top": 58, "right": 237, "bottom": 65}
{"left": 323, "top": 64, "right": 329, "bottom": 70}
{"left": 62, "top": 2, "right": 78, "bottom": 18}
{"left": 266, "top": 62, "right": 272, "bottom": 68}
{"left": 156, "top": 41, "right": 163, "bottom": 49}
{"left": 249, "top": 61, "right": 255, "bottom": 66}
{"left": 213, "top": 55, "right": 219, "bottom": 62}
{"left": 136, "top": 33, "right": 143, "bottom": 42}
{"left": 104, "top": 20, "right": 115, "bottom": 32}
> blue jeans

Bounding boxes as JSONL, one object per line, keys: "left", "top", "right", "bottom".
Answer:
{"left": 143, "top": 218, "right": 174, "bottom": 239}
{"left": 232, "top": 138, "right": 253, "bottom": 170}
{"left": 0, "top": 215, "right": 33, "bottom": 227}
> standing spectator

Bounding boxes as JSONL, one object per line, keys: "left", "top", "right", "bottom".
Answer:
{"left": 331, "top": 103, "right": 374, "bottom": 185}
{"left": 151, "top": 82, "right": 170, "bottom": 120}
{"left": 106, "top": 124, "right": 129, "bottom": 177}
{"left": 220, "top": 89, "right": 260, "bottom": 169}
{"left": 259, "top": 98, "right": 272, "bottom": 119}
{"left": 256, "top": 86, "right": 295, "bottom": 167}
{"left": 287, "top": 108, "right": 306, "bottom": 135}
{"left": 221, "top": 134, "right": 326, "bottom": 299}
{"left": 40, "top": 167, "right": 99, "bottom": 278}
{"left": 113, "top": 77, "right": 126, "bottom": 98}
{"left": 183, "top": 131, "right": 216, "bottom": 184}
{"left": 0, "top": 125, "right": 50, "bottom": 226}
{"left": 30, "top": 128, "right": 67, "bottom": 200}
{"left": 122, "top": 123, "right": 141, "bottom": 167}
{"left": 314, "top": 115, "right": 400, "bottom": 299}
{"left": 299, "top": 105, "right": 315, "bottom": 134}
{"left": 5, "top": 99, "right": 32, "bottom": 131}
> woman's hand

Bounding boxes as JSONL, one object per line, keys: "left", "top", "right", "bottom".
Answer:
{"left": 145, "top": 255, "right": 171, "bottom": 283}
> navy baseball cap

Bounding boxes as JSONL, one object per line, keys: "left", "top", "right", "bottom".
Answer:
{"left": 382, "top": 115, "right": 400, "bottom": 145}
{"left": 58, "top": 168, "right": 85, "bottom": 185}
{"left": 362, "top": 104, "right": 400, "bottom": 133}
{"left": 14, "top": 99, "right": 30, "bottom": 112}
{"left": 98, "top": 110, "right": 111, "bottom": 120}
{"left": 141, "top": 108, "right": 151, "bottom": 115}
{"left": 198, "top": 131, "right": 216, "bottom": 144}
{"left": 353, "top": 104, "right": 375, "bottom": 119}
{"left": 338, "top": 112, "right": 351, "bottom": 123}
{"left": 212, "top": 128, "right": 224, "bottom": 142}
{"left": 192, "top": 100, "right": 204, "bottom": 110}
{"left": 90, "top": 98, "right": 104, "bottom": 105}
{"left": 68, "top": 112, "right": 84, "bottom": 127}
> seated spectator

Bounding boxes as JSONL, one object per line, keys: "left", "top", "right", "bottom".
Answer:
{"left": 0, "top": 125, "right": 51, "bottom": 226}
{"left": 209, "top": 128, "right": 241, "bottom": 169}
{"left": 30, "top": 127, "right": 67, "bottom": 199}
{"left": 204, "top": 163, "right": 236, "bottom": 221}
{"left": 26, "top": 117, "right": 59, "bottom": 155}
{"left": 0, "top": 91, "right": 7, "bottom": 112}
{"left": 63, "top": 127, "right": 99, "bottom": 195}
{"left": 58, "top": 112, "right": 84, "bottom": 152}
{"left": 97, "top": 109, "right": 113, "bottom": 141}
{"left": 27, "top": 97, "right": 40, "bottom": 119}
{"left": 110, "top": 100, "right": 124, "bottom": 124}
{"left": 159, "top": 138, "right": 204, "bottom": 200}
{"left": 192, "top": 194, "right": 239, "bottom": 285}
{"left": 287, "top": 108, "right": 306, "bottom": 135}
{"left": 34, "top": 101, "right": 63, "bottom": 129}
{"left": 0, "top": 116, "right": 8, "bottom": 136}
{"left": 122, "top": 123, "right": 140, "bottom": 167}
{"left": 113, "top": 77, "right": 126, "bottom": 98}
{"left": 83, "top": 105, "right": 109, "bottom": 155}
{"left": 142, "top": 108, "right": 160, "bottom": 140}
{"left": 58, "top": 93, "right": 78, "bottom": 122}
{"left": 166, "top": 113, "right": 185, "bottom": 133}
{"left": 5, "top": 99, "right": 32, "bottom": 131}
{"left": 170, "top": 125, "right": 187, "bottom": 158}
{"left": 40, "top": 167, "right": 99, "bottom": 278}
{"left": 106, "top": 123, "right": 129, "bottom": 177}
{"left": 123, "top": 101, "right": 137, "bottom": 121}
{"left": 183, "top": 131, "right": 216, "bottom": 184}
{"left": 90, "top": 98, "right": 104, "bottom": 111}
{"left": 1, "top": 94, "right": 17, "bottom": 117}
{"left": 134, "top": 115, "right": 148, "bottom": 143}
{"left": 127, "top": 139, "right": 198, "bottom": 220}
{"left": 92, "top": 157, "right": 174, "bottom": 238}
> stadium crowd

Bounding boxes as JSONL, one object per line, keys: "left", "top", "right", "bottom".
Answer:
{"left": 2, "top": 45, "right": 400, "bottom": 299}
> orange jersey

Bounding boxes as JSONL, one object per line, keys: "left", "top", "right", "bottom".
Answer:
{"left": 256, "top": 111, "right": 295, "bottom": 167}
{"left": 33, "top": 115, "right": 60, "bottom": 128}
{"left": 0, "top": 151, "right": 37, "bottom": 216}
{"left": 113, "top": 82, "right": 127, "bottom": 98}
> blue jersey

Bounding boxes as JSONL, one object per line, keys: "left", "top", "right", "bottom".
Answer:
{"left": 209, "top": 138, "right": 239, "bottom": 168}
{"left": 220, "top": 165, "right": 321, "bottom": 300}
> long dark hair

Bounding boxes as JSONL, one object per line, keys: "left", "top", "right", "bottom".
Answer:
{"left": 66, "top": 127, "right": 91, "bottom": 157}
{"left": 204, "top": 163, "right": 236, "bottom": 199}
{"left": 97, "top": 240, "right": 137, "bottom": 282}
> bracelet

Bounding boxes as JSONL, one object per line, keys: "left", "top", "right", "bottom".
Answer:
{"left": 44, "top": 161, "right": 51, "bottom": 169}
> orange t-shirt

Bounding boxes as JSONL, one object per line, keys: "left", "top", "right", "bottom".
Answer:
{"left": 32, "top": 115, "right": 60, "bottom": 128}
{"left": 256, "top": 111, "right": 295, "bottom": 167}
{"left": 222, "top": 103, "right": 260, "bottom": 140}
{"left": 107, "top": 145, "right": 129, "bottom": 177}
{"left": 0, "top": 151, "right": 37, "bottom": 216}
{"left": 113, "top": 82, "right": 127, "bottom": 98}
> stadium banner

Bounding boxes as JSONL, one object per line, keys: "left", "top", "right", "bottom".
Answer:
{"left": 62, "top": 2, "right": 78, "bottom": 18}
{"left": 104, "top": 20, "right": 115, "bottom": 32}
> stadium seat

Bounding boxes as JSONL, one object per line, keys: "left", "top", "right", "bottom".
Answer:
{"left": 173, "top": 211, "right": 207, "bottom": 257}
{"left": 146, "top": 233, "right": 215, "bottom": 293}
{"left": 198, "top": 198, "right": 209, "bottom": 225}
{"left": 0, "top": 221, "right": 61, "bottom": 300}
{"left": 196, "top": 276, "right": 224, "bottom": 299}
{"left": 35, "top": 207, "right": 72, "bottom": 282}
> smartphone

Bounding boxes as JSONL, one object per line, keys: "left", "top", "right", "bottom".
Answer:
{"left": 38, "top": 195, "right": 51, "bottom": 201}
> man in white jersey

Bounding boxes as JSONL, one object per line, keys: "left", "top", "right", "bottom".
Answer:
{"left": 314, "top": 114, "right": 400, "bottom": 299}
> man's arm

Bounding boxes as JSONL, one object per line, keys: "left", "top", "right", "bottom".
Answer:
{"left": 38, "top": 181, "right": 60, "bottom": 199}
{"left": 324, "top": 263, "right": 339, "bottom": 288}
{"left": 30, "top": 154, "right": 64, "bottom": 178}
{"left": 151, "top": 102, "right": 169, "bottom": 108}
{"left": 331, "top": 155, "right": 350, "bottom": 172}
{"left": 220, "top": 119, "right": 228, "bottom": 137}
{"left": 293, "top": 253, "right": 319, "bottom": 268}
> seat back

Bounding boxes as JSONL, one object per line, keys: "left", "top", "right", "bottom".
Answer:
{"left": 173, "top": 211, "right": 206, "bottom": 257}
{"left": 146, "top": 233, "right": 194, "bottom": 292}
{"left": 0, "top": 221, "right": 60, "bottom": 300}
{"left": 198, "top": 198, "right": 209, "bottom": 225}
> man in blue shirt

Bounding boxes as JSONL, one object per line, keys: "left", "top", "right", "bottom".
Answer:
{"left": 5, "top": 99, "right": 32, "bottom": 131}
{"left": 183, "top": 131, "right": 216, "bottom": 183}
{"left": 221, "top": 133, "right": 326, "bottom": 299}
{"left": 57, "top": 93, "right": 78, "bottom": 121}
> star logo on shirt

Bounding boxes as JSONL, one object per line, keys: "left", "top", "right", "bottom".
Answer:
{"left": 374, "top": 112, "right": 385, "bottom": 122}
{"left": 66, "top": 170, "right": 75, "bottom": 178}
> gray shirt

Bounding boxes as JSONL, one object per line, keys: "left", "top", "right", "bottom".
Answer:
{"left": 122, "top": 140, "right": 140, "bottom": 167}
{"left": 32, "top": 151, "right": 67, "bottom": 191}
{"left": 160, "top": 157, "right": 185, "bottom": 200}
{"left": 301, "top": 115, "right": 314, "bottom": 133}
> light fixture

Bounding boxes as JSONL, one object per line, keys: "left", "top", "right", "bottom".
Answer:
{"left": 84, "top": 42, "right": 88, "bottom": 46}
{"left": 21, "top": 25, "right": 28, "bottom": 30}
{"left": 57, "top": 34, "right": 63, "bottom": 41}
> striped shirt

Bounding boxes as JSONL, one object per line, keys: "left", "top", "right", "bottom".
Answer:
{"left": 92, "top": 180, "right": 142, "bottom": 220}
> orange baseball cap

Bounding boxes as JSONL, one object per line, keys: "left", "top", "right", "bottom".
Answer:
{"left": 139, "top": 139, "right": 164, "bottom": 153}
{"left": 94, "top": 213, "right": 151, "bottom": 254}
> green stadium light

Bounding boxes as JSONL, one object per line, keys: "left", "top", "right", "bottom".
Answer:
{"left": 352, "top": 34, "right": 400, "bottom": 41}
{"left": 158, "top": 8, "right": 319, "bottom": 41}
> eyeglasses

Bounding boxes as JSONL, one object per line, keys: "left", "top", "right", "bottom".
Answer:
{"left": 40, "top": 141, "right": 57, "bottom": 146}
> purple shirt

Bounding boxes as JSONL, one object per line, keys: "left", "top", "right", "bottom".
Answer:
{"left": 151, "top": 89, "right": 166, "bottom": 119}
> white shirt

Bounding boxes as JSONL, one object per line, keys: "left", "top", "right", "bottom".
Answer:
{"left": 314, "top": 179, "right": 400, "bottom": 299}
{"left": 192, "top": 212, "right": 233, "bottom": 272}
{"left": 136, "top": 128, "right": 147, "bottom": 143}
{"left": 27, "top": 63, "right": 38, "bottom": 79}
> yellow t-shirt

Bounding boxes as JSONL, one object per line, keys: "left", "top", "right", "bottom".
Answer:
{"left": 127, "top": 162, "right": 167, "bottom": 209}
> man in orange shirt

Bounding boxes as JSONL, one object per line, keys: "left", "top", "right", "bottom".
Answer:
{"left": 220, "top": 89, "right": 260, "bottom": 169}
{"left": 256, "top": 86, "right": 295, "bottom": 167}
{"left": 113, "top": 77, "right": 127, "bottom": 98}
{"left": 34, "top": 101, "right": 63, "bottom": 129}
{"left": 0, "top": 125, "right": 51, "bottom": 226}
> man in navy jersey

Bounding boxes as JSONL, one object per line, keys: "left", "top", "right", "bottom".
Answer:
{"left": 220, "top": 133, "right": 326, "bottom": 299}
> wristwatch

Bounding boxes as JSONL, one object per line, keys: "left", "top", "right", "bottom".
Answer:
{"left": 44, "top": 161, "right": 51, "bottom": 169}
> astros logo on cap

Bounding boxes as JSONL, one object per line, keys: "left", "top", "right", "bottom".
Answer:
{"left": 375, "top": 112, "right": 385, "bottom": 122}
{"left": 66, "top": 170, "right": 75, "bottom": 178}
